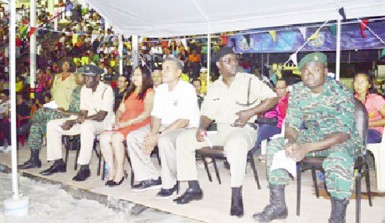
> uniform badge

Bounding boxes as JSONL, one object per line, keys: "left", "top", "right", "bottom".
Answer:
{"left": 314, "top": 55, "right": 319, "bottom": 61}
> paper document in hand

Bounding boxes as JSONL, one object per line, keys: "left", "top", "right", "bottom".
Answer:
{"left": 204, "top": 136, "right": 213, "bottom": 148}
{"left": 43, "top": 101, "right": 59, "bottom": 109}
{"left": 270, "top": 150, "right": 297, "bottom": 178}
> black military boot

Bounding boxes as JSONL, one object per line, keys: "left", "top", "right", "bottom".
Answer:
{"left": 18, "top": 150, "right": 42, "bottom": 169}
{"left": 253, "top": 184, "right": 288, "bottom": 223}
{"left": 329, "top": 197, "right": 349, "bottom": 223}
{"left": 230, "top": 187, "right": 244, "bottom": 217}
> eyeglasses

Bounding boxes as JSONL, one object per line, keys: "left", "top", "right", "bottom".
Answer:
{"left": 220, "top": 57, "right": 238, "bottom": 64}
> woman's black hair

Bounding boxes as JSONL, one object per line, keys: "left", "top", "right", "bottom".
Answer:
{"left": 123, "top": 65, "right": 153, "bottom": 101}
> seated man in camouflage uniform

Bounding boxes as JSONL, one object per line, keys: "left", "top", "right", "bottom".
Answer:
{"left": 19, "top": 61, "right": 78, "bottom": 169}
{"left": 39, "top": 73, "right": 84, "bottom": 175}
{"left": 253, "top": 52, "right": 363, "bottom": 223}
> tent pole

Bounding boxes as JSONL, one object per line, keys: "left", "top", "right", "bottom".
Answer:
{"left": 5, "top": 1, "right": 30, "bottom": 216}
{"left": 132, "top": 35, "right": 139, "bottom": 68}
{"left": 261, "top": 54, "right": 264, "bottom": 75}
{"left": 207, "top": 33, "right": 211, "bottom": 86}
{"left": 335, "top": 8, "right": 342, "bottom": 80}
{"left": 9, "top": 0, "right": 19, "bottom": 199}
{"left": 30, "top": 0, "right": 37, "bottom": 98}
{"left": 118, "top": 34, "right": 123, "bottom": 75}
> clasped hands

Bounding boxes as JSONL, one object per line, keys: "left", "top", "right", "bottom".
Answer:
{"left": 61, "top": 116, "right": 85, "bottom": 130}
{"left": 284, "top": 142, "right": 308, "bottom": 162}
{"left": 112, "top": 120, "right": 132, "bottom": 130}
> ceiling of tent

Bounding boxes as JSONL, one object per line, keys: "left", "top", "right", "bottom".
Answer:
{"left": 86, "top": 0, "right": 385, "bottom": 38}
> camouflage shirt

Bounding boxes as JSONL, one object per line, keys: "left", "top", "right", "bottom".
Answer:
{"left": 286, "top": 79, "right": 363, "bottom": 157}
{"left": 67, "top": 86, "right": 82, "bottom": 113}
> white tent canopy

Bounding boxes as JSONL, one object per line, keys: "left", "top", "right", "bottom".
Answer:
{"left": 86, "top": 0, "right": 385, "bottom": 38}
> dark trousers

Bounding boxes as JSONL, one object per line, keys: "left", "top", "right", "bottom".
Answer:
{"left": 251, "top": 124, "right": 281, "bottom": 154}
{"left": 0, "top": 118, "right": 10, "bottom": 146}
{"left": 367, "top": 129, "right": 382, "bottom": 144}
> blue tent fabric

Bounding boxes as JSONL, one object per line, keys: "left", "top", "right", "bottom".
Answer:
{"left": 229, "top": 20, "right": 385, "bottom": 53}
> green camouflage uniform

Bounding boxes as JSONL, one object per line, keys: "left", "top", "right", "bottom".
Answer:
{"left": 27, "top": 86, "right": 82, "bottom": 151}
{"left": 267, "top": 79, "right": 363, "bottom": 199}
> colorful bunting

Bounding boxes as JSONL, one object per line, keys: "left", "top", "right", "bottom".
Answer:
{"left": 338, "top": 7, "right": 347, "bottom": 20}
{"left": 328, "top": 25, "right": 336, "bottom": 36}
{"left": 307, "top": 32, "right": 319, "bottom": 41}
{"left": 28, "top": 27, "right": 37, "bottom": 37}
{"left": 298, "top": 27, "right": 306, "bottom": 39}
{"left": 269, "top": 30, "right": 277, "bottom": 42}
{"left": 360, "top": 19, "right": 369, "bottom": 38}
{"left": 379, "top": 48, "right": 385, "bottom": 59}
{"left": 289, "top": 53, "right": 298, "bottom": 66}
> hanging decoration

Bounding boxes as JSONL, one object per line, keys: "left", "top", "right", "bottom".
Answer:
{"left": 269, "top": 30, "right": 277, "bottom": 42}
{"left": 328, "top": 25, "right": 337, "bottom": 36}
{"left": 298, "top": 27, "right": 306, "bottom": 39}
{"left": 360, "top": 19, "right": 369, "bottom": 38}
{"left": 289, "top": 53, "right": 298, "bottom": 66}
{"left": 338, "top": 7, "right": 347, "bottom": 20}
{"left": 307, "top": 30, "right": 320, "bottom": 41}
{"left": 379, "top": 48, "right": 385, "bottom": 59}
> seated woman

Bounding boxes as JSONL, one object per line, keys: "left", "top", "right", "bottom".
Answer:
{"left": 252, "top": 78, "right": 289, "bottom": 158}
{"left": 100, "top": 65, "right": 154, "bottom": 186}
{"left": 353, "top": 72, "right": 385, "bottom": 143}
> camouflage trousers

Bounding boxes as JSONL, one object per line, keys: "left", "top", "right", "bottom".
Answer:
{"left": 27, "top": 108, "right": 68, "bottom": 151}
{"left": 266, "top": 135, "right": 355, "bottom": 200}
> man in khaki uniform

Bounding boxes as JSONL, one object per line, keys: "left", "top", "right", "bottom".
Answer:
{"left": 59, "top": 64, "right": 115, "bottom": 181}
{"left": 174, "top": 47, "right": 278, "bottom": 217}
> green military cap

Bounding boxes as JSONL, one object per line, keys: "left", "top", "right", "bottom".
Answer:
{"left": 77, "top": 64, "right": 104, "bottom": 76}
{"left": 298, "top": 52, "right": 327, "bottom": 70}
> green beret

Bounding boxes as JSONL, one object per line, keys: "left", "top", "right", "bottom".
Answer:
{"left": 298, "top": 52, "right": 327, "bottom": 70}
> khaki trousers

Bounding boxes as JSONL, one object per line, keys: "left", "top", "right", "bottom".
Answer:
{"left": 77, "top": 120, "right": 105, "bottom": 165}
{"left": 157, "top": 129, "right": 187, "bottom": 189}
{"left": 126, "top": 125, "right": 160, "bottom": 181}
{"left": 176, "top": 124, "right": 257, "bottom": 187}
{"left": 46, "top": 119, "right": 105, "bottom": 164}
{"left": 46, "top": 117, "right": 80, "bottom": 161}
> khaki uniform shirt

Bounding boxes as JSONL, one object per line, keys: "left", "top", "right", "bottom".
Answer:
{"left": 51, "top": 73, "right": 77, "bottom": 110}
{"left": 201, "top": 72, "right": 277, "bottom": 125}
{"left": 80, "top": 81, "right": 115, "bottom": 129}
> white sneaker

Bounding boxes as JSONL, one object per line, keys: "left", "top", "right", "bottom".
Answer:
{"left": 0, "top": 146, "right": 4, "bottom": 152}
{"left": 1, "top": 145, "right": 11, "bottom": 153}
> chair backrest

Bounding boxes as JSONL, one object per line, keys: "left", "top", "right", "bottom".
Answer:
{"left": 354, "top": 98, "right": 368, "bottom": 152}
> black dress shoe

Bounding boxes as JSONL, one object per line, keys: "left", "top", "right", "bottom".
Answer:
{"left": 40, "top": 162, "right": 66, "bottom": 176}
{"left": 72, "top": 168, "right": 91, "bottom": 181}
{"left": 156, "top": 184, "right": 179, "bottom": 199}
{"left": 132, "top": 177, "right": 161, "bottom": 192}
{"left": 108, "top": 178, "right": 125, "bottom": 187}
{"left": 18, "top": 159, "right": 42, "bottom": 169}
{"left": 173, "top": 188, "right": 203, "bottom": 204}
{"left": 230, "top": 196, "right": 244, "bottom": 217}
{"left": 105, "top": 180, "right": 115, "bottom": 186}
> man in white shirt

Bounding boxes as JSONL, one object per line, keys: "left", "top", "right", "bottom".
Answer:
{"left": 141, "top": 57, "right": 200, "bottom": 197}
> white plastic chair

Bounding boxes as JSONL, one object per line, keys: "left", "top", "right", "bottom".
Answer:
{"left": 367, "top": 130, "right": 385, "bottom": 192}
